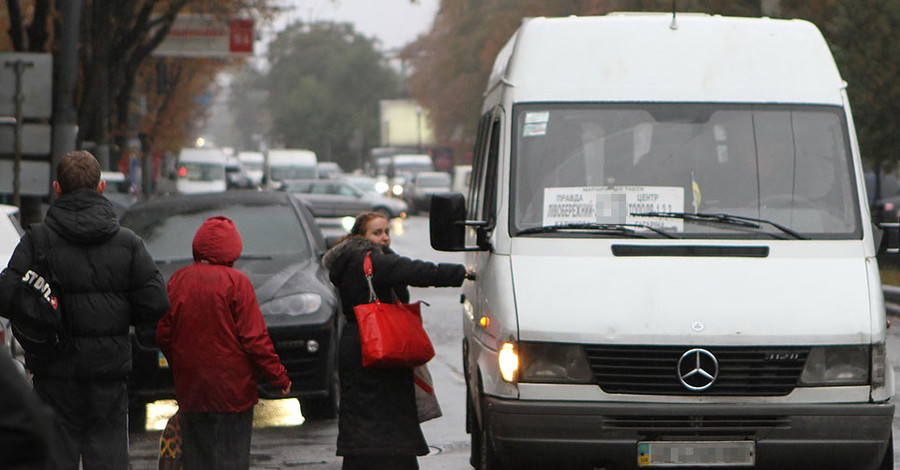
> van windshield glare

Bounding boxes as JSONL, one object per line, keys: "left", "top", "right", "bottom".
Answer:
{"left": 511, "top": 103, "right": 861, "bottom": 239}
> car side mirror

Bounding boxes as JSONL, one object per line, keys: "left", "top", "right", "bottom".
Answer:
{"left": 430, "top": 192, "right": 487, "bottom": 252}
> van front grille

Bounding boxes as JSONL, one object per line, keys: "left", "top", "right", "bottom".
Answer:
{"left": 605, "top": 415, "right": 789, "bottom": 438}
{"left": 584, "top": 345, "right": 808, "bottom": 396}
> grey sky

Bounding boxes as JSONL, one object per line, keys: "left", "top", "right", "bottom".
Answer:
{"left": 279, "top": 0, "right": 441, "bottom": 52}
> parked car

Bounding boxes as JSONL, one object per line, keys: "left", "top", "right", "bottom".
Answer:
{"left": 0, "top": 204, "right": 23, "bottom": 361}
{"left": 317, "top": 162, "right": 344, "bottom": 179}
{"left": 865, "top": 172, "right": 900, "bottom": 222}
{"left": 280, "top": 179, "right": 408, "bottom": 219}
{"left": 120, "top": 191, "right": 341, "bottom": 430}
{"left": 406, "top": 171, "right": 451, "bottom": 213}
{"left": 225, "top": 156, "right": 251, "bottom": 189}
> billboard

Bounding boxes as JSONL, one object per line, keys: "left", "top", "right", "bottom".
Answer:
{"left": 379, "top": 99, "right": 434, "bottom": 148}
{"left": 154, "top": 15, "right": 254, "bottom": 57}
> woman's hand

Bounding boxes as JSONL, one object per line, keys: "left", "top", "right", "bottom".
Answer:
{"left": 465, "top": 269, "right": 476, "bottom": 281}
{"left": 281, "top": 380, "right": 292, "bottom": 396}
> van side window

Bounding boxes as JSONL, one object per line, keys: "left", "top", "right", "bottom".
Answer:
{"left": 469, "top": 111, "right": 501, "bottom": 223}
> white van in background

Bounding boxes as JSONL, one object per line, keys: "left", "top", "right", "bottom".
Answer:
{"left": 176, "top": 147, "right": 227, "bottom": 195}
{"left": 430, "top": 14, "right": 894, "bottom": 470}
{"left": 266, "top": 149, "right": 318, "bottom": 189}
{"left": 237, "top": 151, "right": 265, "bottom": 187}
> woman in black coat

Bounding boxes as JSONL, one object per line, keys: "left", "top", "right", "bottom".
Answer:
{"left": 322, "top": 212, "right": 469, "bottom": 470}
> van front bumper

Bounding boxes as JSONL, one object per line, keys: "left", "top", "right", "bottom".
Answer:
{"left": 483, "top": 397, "right": 893, "bottom": 469}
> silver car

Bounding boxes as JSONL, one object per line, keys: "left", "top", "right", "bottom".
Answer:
{"left": 281, "top": 179, "right": 408, "bottom": 219}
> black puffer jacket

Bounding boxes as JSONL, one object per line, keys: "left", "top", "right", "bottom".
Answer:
{"left": 0, "top": 189, "right": 169, "bottom": 379}
{"left": 323, "top": 236, "right": 466, "bottom": 457}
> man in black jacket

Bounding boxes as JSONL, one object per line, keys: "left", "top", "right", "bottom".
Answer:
{"left": 0, "top": 150, "right": 169, "bottom": 469}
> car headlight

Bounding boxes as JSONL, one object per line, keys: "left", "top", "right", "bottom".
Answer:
{"left": 262, "top": 293, "right": 322, "bottom": 316}
{"left": 799, "top": 345, "right": 869, "bottom": 386}
{"left": 518, "top": 342, "right": 594, "bottom": 384}
{"left": 374, "top": 181, "right": 389, "bottom": 194}
{"left": 392, "top": 184, "right": 404, "bottom": 196}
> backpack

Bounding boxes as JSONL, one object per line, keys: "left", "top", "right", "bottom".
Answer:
{"left": 7, "top": 224, "right": 67, "bottom": 360}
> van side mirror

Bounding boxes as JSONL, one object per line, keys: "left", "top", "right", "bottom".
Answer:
{"left": 876, "top": 222, "right": 900, "bottom": 255}
{"left": 430, "top": 193, "right": 487, "bottom": 252}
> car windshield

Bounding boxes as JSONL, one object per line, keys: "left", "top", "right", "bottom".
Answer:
{"left": 347, "top": 178, "right": 378, "bottom": 193}
{"left": 417, "top": 174, "right": 451, "bottom": 188}
{"left": 122, "top": 202, "right": 311, "bottom": 262}
{"left": 512, "top": 103, "right": 861, "bottom": 239}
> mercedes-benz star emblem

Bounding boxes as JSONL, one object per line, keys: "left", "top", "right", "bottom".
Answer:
{"left": 677, "top": 348, "right": 719, "bottom": 391}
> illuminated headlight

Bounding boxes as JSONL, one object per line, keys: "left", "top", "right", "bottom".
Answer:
{"left": 263, "top": 293, "right": 322, "bottom": 316}
{"left": 341, "top": 216, "right": 355, "bottom": 232}
{"left": 799, "top": 345, "right": 870, "bottom": 386}
{"left": 374, "top": 181, "right": 389, "bottom": 194}
{"left": 392, "top": 184, "right": 404, "bottom": 196}
{"left": 518, "top": 342, "right": 594, "bottom": 383}
{"left": 498, "top": 342, "right": 519, "bottom": 382}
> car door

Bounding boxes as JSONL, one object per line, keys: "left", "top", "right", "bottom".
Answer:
{"left": 309, "top": 182, "right": 339, "bottom": 217}
{"left": 332, "top": 183, "right": 369, "bottom": 216}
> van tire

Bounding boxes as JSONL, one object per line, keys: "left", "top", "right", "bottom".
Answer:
{"left": 471, "top": 396, "right": 503, "bottom": 470}
{"left": 878, "top": 432, "right": 893, "bottom": 470}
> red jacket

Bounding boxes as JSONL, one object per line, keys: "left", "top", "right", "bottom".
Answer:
{"left": 157, "top": 216, "right": 289, "bottom": 413}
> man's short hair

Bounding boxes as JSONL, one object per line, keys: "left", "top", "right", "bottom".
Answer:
{"left": 57, "top": 150, "right": 101, "bottom": 194}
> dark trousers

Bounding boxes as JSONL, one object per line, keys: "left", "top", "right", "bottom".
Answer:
{"left": 180, "top": 409, "right": 254, "bottom": 470}
{"left": 32, "top": 376, "right": 128, "bottom": 470}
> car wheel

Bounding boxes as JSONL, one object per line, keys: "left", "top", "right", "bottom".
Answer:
{"left": 128, "top": 399, "right": 147, "bottom": 433}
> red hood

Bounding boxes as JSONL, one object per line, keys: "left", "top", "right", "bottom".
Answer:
{"left": 192, "top": 216, "right": 242, "bottom": 266}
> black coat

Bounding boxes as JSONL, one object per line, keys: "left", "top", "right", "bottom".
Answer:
{"left": 323, "top": 236, "right": 466, "bottom": 457}
{"left": 0, "top": 189, "right": 169, "bottom": 379}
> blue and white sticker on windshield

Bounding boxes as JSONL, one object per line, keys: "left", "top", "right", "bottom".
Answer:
{"left": 543, "top": 186, "right": 685, "bottom": 231}
{"left": 523, "top": 111, "right": 549, "bottom": 137}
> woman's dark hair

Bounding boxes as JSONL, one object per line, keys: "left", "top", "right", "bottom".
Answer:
{"left": 335, "top": 211, "right": 388, "bottom": 245}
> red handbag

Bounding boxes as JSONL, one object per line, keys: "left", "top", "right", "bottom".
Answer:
{"left": 354, "top": 251, "right": 435, "bottom": 368}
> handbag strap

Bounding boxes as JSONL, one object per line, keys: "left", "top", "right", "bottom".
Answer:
{"left": 362, "top": 251, "right": 379, "bottom": 303}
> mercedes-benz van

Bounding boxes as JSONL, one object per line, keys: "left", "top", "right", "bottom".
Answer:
{"left": 431, "top": 13, "right": 895, "bottom": 470}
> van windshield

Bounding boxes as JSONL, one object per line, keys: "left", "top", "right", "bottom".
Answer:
{"left": 511, "top": 103, "right": 861, "bottom": 239}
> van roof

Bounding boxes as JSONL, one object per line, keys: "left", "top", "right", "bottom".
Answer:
{"left": 268, "top": 149, "right": 317, "bottom": 164}
{"left": 178, "top": 147, "right": 226, "bottom": 162}
{"left": 489, "top": 14, "right": 844, "bottom": 105}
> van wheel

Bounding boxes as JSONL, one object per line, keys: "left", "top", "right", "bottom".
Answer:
{"left": 468, "top": 391, "right": 482, "bottom": 467}
{"left": 474, "top": 398, "right": 503, "bottom": 470}
{"left": 878, "top": 432, "right": 893, "bottom": 470}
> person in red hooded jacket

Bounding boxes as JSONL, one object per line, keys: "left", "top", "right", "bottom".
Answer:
{"left": 157, "top": 216, "right": 291, "bottom": 470}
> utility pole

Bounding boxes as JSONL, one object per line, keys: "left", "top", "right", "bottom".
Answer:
{"left": 51, "top": 0, "right": 81, "bottom": 190}
{"left": 4, "top": 60, "right": 34, "bottom": 215}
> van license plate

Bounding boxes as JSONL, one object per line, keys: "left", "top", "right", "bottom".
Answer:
{"left": 157, "top": 351, "right": 169, "bottom": 368}
{"left": 637, "top": 441, "right": 755, "bottom": 467}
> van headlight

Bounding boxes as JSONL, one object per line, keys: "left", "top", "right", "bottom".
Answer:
{"left": 262, "top": 293, "right": 322, "bottom": 316}
{"left": 516, "top": 342, "right": 594, "bottom": 384}
{"left": 799, "top": 345, "right": 870, "bottom": 386}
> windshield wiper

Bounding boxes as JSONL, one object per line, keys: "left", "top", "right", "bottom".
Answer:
{"left": 631, "top": 211, "right": 807, "bottom": 240}
{"left": 516, "top": 223, "right": 677, "bottom": 239}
